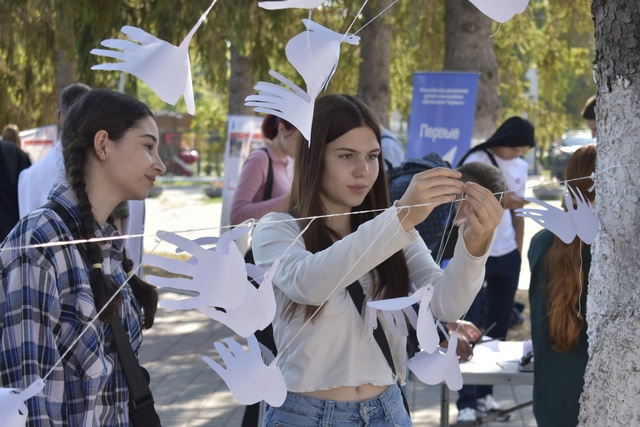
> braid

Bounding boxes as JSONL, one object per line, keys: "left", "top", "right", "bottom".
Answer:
{"left": 122, "top": 249, "right": 159, "bottom": 329}
{"left": 65, "top": 142, "right": 123, "bottom": 323}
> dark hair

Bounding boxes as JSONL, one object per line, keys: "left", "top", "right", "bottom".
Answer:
{"left": 457, "top": 116, "right": 535, "bottom": 167}
{"left": 261, "top": 115, "right": 295, "bottom": 140}
{"left": 61, "top": 89, "right": 158, "bottom": 328}
{"left": 286, "top": 94, "right": 410, "bottom": 320}
{"left": 59, "top": 83, "right": 92, "bottom": 119}
{"left": 545, "top": 144, "right": 596, "bottom": 352}
{"left": 581, "top": 95, "right": 596, "bottom": 121}
{"left": 456, "top": 162, "right": 507, "bottom": 206}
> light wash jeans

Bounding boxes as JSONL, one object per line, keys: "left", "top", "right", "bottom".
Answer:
{"left": 262, "top": 383, "right": 411, "bottom": 426}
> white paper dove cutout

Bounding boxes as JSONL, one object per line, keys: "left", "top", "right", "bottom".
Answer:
{"left": 515, "top": 186, "right": 598, "bottom": 244}
{"left": 0, "top": 379, "right": 45, "bottom": 427}
{"left": 469, "top": 0, "right": 529, "bottom": 23}
{"left": 90, "top": 0, "right": 217, "bottom": 114}
{"left": 366, "top": 285, "right": 440, "bottom": 353}
{"left": 405, "top": 333, "right": 463, "bottom": 391}
{"left": 202, "top": 335, "right": 287, "bottom": 406}
{"left": 245, "top": 20, "right": 360, "bottom": 142}
{"left": 259, "top": 0, "right": 325, "bottom": 10}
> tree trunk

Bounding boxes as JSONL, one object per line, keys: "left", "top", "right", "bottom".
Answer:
{"left": 444, "top": 0, "right": 501, "bottom": 141}
{"left": 228, "top": 46, "right": 255, "bottom": 115}
{"left": 357, "top": 0, "right": 393, "bottom": 128}
{"left": 579, "top": 1, "right": 640, "bottom": 425}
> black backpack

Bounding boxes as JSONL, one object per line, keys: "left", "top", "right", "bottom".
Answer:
{"left": 387, "top": 152, "right": 456, "bottom": 253}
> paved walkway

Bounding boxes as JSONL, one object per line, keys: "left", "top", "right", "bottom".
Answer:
{"left": 139, "top": 185, "right": 543, "bottom": 426}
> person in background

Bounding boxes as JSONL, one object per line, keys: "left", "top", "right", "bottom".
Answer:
{"left": 455, "top": 116, "right": 535, "bottom": 423}
{"left": 2, "top": 124, "right": 22, "bottom": 149}
{"left": 356, "top": 94, "right": 405, "bottom": 170}
{"left": 18, "top": 83, "right": 91, "bottom": 218}
{"left": 581, "top": 95, "right": 596, "bottom": 138}
{"left": 0, "top": 89, "right": 165, "bottom": 425}
{"left": 528, "top": 144, "right": 596, "bottom": 427}
{"left": 252, "top": 94, "right": 502, "bottom": 426}
{"left": 230, "top": 115, "right": 299, "bottom": 226}
{"left": 0, "top": 138, "right": 31, "bottom": 241}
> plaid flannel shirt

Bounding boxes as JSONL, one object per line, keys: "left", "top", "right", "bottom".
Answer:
{"left": 0, "top": 185, "right": 143, "bottom": 426}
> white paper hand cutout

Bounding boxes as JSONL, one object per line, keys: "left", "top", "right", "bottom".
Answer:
{"left": 145, "top": 229, "right": 249, "bottom": 312}
{"left": 245, "top": 19, "right": 359, "bottom": 144}
{"left": 405, "top": 333, "right": 463, "bottom": 391}
{"left": 0, "top": 379, "right": 45, "bottom": 427}
{"left": 202, "top": 335, "right": 287, "bottom": 406}
{"left": 515, "top": 186, "right": 598, "bottom": 244}
{"left": 259, "top": 0, "right": 324, "bottom": 10}
{"left": 203, "top": 260, "right": 279, "bottom": 337}
{"left": 245, "top": 70, "right": 314, "bottom": 141}
{"left": 90, "top": 1, "right": 217, "bottom": 114}
{"left": 469, "top": 0, "right": 529, "bottom": 23}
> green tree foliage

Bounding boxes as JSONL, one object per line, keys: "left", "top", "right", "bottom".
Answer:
{"left": 1, "top": 0, "right": 595, "bottom": 172}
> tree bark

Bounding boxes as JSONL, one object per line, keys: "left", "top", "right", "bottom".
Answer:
{"left": 579, "top": 1, "right": 640, "bottom": 425}
{"left": 357, "top": 0, "right": 394, "bottom": 128}
{"left": 444, "top": 0, "right": 501, "bottom": 141}
{"left": 228, "top": 46, "right": 255, "bottom": 115}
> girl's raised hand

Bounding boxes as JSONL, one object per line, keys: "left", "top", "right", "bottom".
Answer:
{"left": 396, "top": 168, "right": 463, "bottom": 230}
{"left": 459, "top": 182, "right": 503, "bottom": 256}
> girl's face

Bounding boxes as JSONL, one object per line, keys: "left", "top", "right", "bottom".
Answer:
{"left": 319, "top": 126, "right": 380, "bottom": 215}
{"left": 105, "top": 116, "right": 166, "bottom": 200}
{"left": 491, "top": 145, "right": 530, "bottom": 160}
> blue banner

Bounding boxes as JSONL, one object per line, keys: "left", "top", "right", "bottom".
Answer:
{"left": 406, "top": 72, "right": 479, "bottom": 167}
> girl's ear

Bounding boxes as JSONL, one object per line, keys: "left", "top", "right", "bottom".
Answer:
{"left": 94, "top": 130, "right": 109, "bottom": 163}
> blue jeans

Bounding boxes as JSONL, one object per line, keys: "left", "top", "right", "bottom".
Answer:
{"left": 457, "top": 249, "right": 521, "bottom": 410}
{"left": 263, "top": 384, "right": 411, "bottom": 426}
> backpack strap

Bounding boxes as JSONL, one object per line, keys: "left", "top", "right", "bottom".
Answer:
{"left": 346, "top": 281, "right": 411, "bottom": 416}
{"left": 480, "top": 148, "right": 500, "bottom": 169}
{"left": 260, "top": 148, "right": 274, "bottom": 201}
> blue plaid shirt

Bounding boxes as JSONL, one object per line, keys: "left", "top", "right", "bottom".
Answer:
{"left": 0, "top": 185, "right": 143, "bottom": 426}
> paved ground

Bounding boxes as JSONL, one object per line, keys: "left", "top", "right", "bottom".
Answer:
{"left": 138, "top": 183, "right": 550, "bottom": 426}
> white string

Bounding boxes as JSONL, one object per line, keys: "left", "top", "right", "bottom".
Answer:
{"left": 353, "top": 0, "right": 399, "bottom": 35}
{"left": 340, "top": 0, "right": 369, "bottom": 43}
{"left": 0, "top": 170, "right": 617, "bottom": 254}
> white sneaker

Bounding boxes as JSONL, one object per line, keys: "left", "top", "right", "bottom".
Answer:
{"left": 477, "top": 394, "right": 511, "bottom": 422}
{"left": 477, "top": 394, "right": 501, "bottom": 412}
{"left": 456, "top": 407, "right": 477, "bottom": 423}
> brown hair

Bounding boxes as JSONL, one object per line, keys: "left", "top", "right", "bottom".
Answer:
{"left": 2, "top": 124, "right": 21, "bottom": 147}
{"left": 62, "top": 89, "right": 158, "bottom": 328}
{"left": 285, "top": 94, "right": 409, "bottom": 320}
{"left": 545, "top": 144, "right": 596, "bottom": 352}
{"left": 261, "top": 114, "right": 295, "bottom": 140}
{"left": 456, "top": 162, "right": 507, "bottom": 206}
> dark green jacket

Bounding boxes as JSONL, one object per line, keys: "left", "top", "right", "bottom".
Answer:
{"left": 528, "top": 229, "right": 590, "bottom": 427}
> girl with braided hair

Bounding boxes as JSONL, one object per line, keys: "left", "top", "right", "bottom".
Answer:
{"left": 0, "top": 89, "right": 165, "bottom": 426}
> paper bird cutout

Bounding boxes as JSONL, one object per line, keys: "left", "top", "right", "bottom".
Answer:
{"left": 245, "top": 19, "right": 359, "bottom": 143}
{"left": 469, "top": 0, "right": 529, "bottom": 23}
{"left": 259, "top": 0, "right": 325, "bottom": 10}
{"left": 90, "top": 0, "right": 217, "bottom": 114}
{"left": 515, "top": 186, "right": 598, "bottom": 244}
{"left": 0, "top": 378, "right": 45, "bottom": 427}
{"left": 366, "top": 285, "right": 439, "bottom": 353}
{"left": 405, "top": 333, "right": 463, "bottom": 391}
{"left": 202, "top": 335, "right": 287, "bottom": 406}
